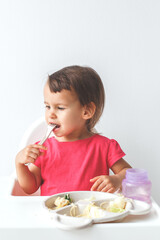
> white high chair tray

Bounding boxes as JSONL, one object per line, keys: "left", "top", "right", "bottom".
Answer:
{"left": 1, "top": 177, "right": 160, "bottom": 240}
{"left": 44, "top": 191, "right": 151, "bottom": 230}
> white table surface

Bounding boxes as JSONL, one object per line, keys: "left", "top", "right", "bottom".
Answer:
{"left": 0, "top": 176, "right": 160, "bottom": 240}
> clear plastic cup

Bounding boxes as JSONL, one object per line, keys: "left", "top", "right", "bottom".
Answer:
{"left": 122, "top": 168, "right": 152, "bottom": 204}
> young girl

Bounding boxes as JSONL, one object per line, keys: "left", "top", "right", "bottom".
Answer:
{"left": 15, "top": 65, "right": 131, "bottom": 196}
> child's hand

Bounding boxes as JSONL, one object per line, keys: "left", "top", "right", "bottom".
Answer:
{"left": 90, "top": 175, "right": 121, "bottom": 193}
{"left": 15, "top": 144, "right": 47, "bottom": 165}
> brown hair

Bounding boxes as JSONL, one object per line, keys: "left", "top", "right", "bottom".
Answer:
{"left": 47, "top": 65, "right": 105, "bottom": 132}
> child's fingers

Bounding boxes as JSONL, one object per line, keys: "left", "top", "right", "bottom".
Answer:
{"left": 27, "top": 151, "right": 39, "bottom": 160}
{"left": 30, "top": 144, "right": 47, "bottom": 150}
{"left": 90, "top": 177, "right": 103, "bottom": 191}
{"left": 96, "top": 181, "right": 108, "bottom": 191}
{"left": 29, "top": 147, "right": 41, "bottom": 155}
{"left": 90, "top": 176, "right": 100, "bottom": 182}
{"left": 101, "top": 183, "right": 112, "bottom": 192}
{"left": 25, "top": 147, "right": 39, "bottom": 157}
{"left": 27, "top": 145, "right": 47, "bottom": 156}
{"left": 26, "top": 156, "right": 36, "bottom": 164}
{"left": 24, "top": 145, "right": 46, "bottom": 163}
{"left": 106, "top": 187, "right": 115, "bottom": 193}
{"left": 90, "top": 175, "right": 115, "bottom": 192}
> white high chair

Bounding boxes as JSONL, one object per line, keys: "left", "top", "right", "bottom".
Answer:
{"left": 18, "top": 116, "right": 48, "bottom": 150}
{"left": 11, "top": 117, "right": 48, "bottom": 196}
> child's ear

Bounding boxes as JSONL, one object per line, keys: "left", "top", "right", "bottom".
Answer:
{"left": 82, "top": 102, "right": 96, "bottom": 120}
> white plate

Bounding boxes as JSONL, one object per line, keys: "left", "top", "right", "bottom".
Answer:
{"left": 44, "top": 191, "right": 151, "bottom": 230}
{"left": 44, "top": 191, "right": 113, "bottom": 209}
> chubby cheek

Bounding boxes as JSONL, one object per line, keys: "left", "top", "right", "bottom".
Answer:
{"left": 64, "top": 114, "right": 84, "bottom": 128}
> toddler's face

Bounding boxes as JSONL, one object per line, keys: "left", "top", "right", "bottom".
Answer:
{"left": 44, "top": 83, "right": 88, "bottom": 141}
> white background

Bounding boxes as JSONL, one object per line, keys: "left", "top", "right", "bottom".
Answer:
{"left": 0, "top": 0, "right": 159, "bottom": 205}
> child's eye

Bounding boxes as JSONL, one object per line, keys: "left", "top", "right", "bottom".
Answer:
{"left": 45, "top": 105, "right": 50, "bottom": 109}
{"left": 58, "top": 107, "right": 65, "bottom": 110}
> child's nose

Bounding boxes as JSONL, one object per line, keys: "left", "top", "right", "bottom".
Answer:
{"left": 49, "top": 109, "right": 57, "bottom": 119}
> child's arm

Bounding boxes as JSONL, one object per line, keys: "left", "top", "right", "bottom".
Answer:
{"left": 90, "top": 158, "right": 131, "bottom": 193}
{"left": 15, "top": 144, "right": 47, "bottom": 194}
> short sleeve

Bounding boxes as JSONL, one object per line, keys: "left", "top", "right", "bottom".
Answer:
{"left": 107, "top": 139, "right": 125, "bottom": 168}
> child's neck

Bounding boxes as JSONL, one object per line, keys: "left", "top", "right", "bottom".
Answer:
{"left": 55, "top": 129, "right": 94, "bottom": 142}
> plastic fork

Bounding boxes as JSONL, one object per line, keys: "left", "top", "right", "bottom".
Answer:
{"left": 38, "top": 124, "right": 56, "bottom": 145}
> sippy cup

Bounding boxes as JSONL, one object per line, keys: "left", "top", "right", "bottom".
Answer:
{"left": 122, "top": 168, "right": 152, "bottom": 204}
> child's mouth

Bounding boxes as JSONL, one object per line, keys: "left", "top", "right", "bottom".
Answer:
{"left": 54, "top": 124, "right": 60, "bottom": 130}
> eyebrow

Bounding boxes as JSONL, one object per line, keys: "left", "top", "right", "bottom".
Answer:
{"left": 44, "top": 101, "right": 68, "bottom": 106}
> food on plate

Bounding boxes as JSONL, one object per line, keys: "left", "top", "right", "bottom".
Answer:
{"left": 54, "top": 194, "right": 72, "bottom": 209}
{"left": 49, "top": 193, "right": 128, "bottom": 217}
{"left": 101, "top": 195, "right": 127, "bottom": 213}
{"left": 70, "top": 203, "right": 107, "bottom": 218}
{"left": 64, "top": 193, "right": 72, "bottom": 202}
{"left": 70, "top": 195, "right": 128, "bottom": 218}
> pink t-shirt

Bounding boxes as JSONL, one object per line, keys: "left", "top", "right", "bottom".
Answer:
{"left": 34, "top": 134, "right": 125, "bottom": 196}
